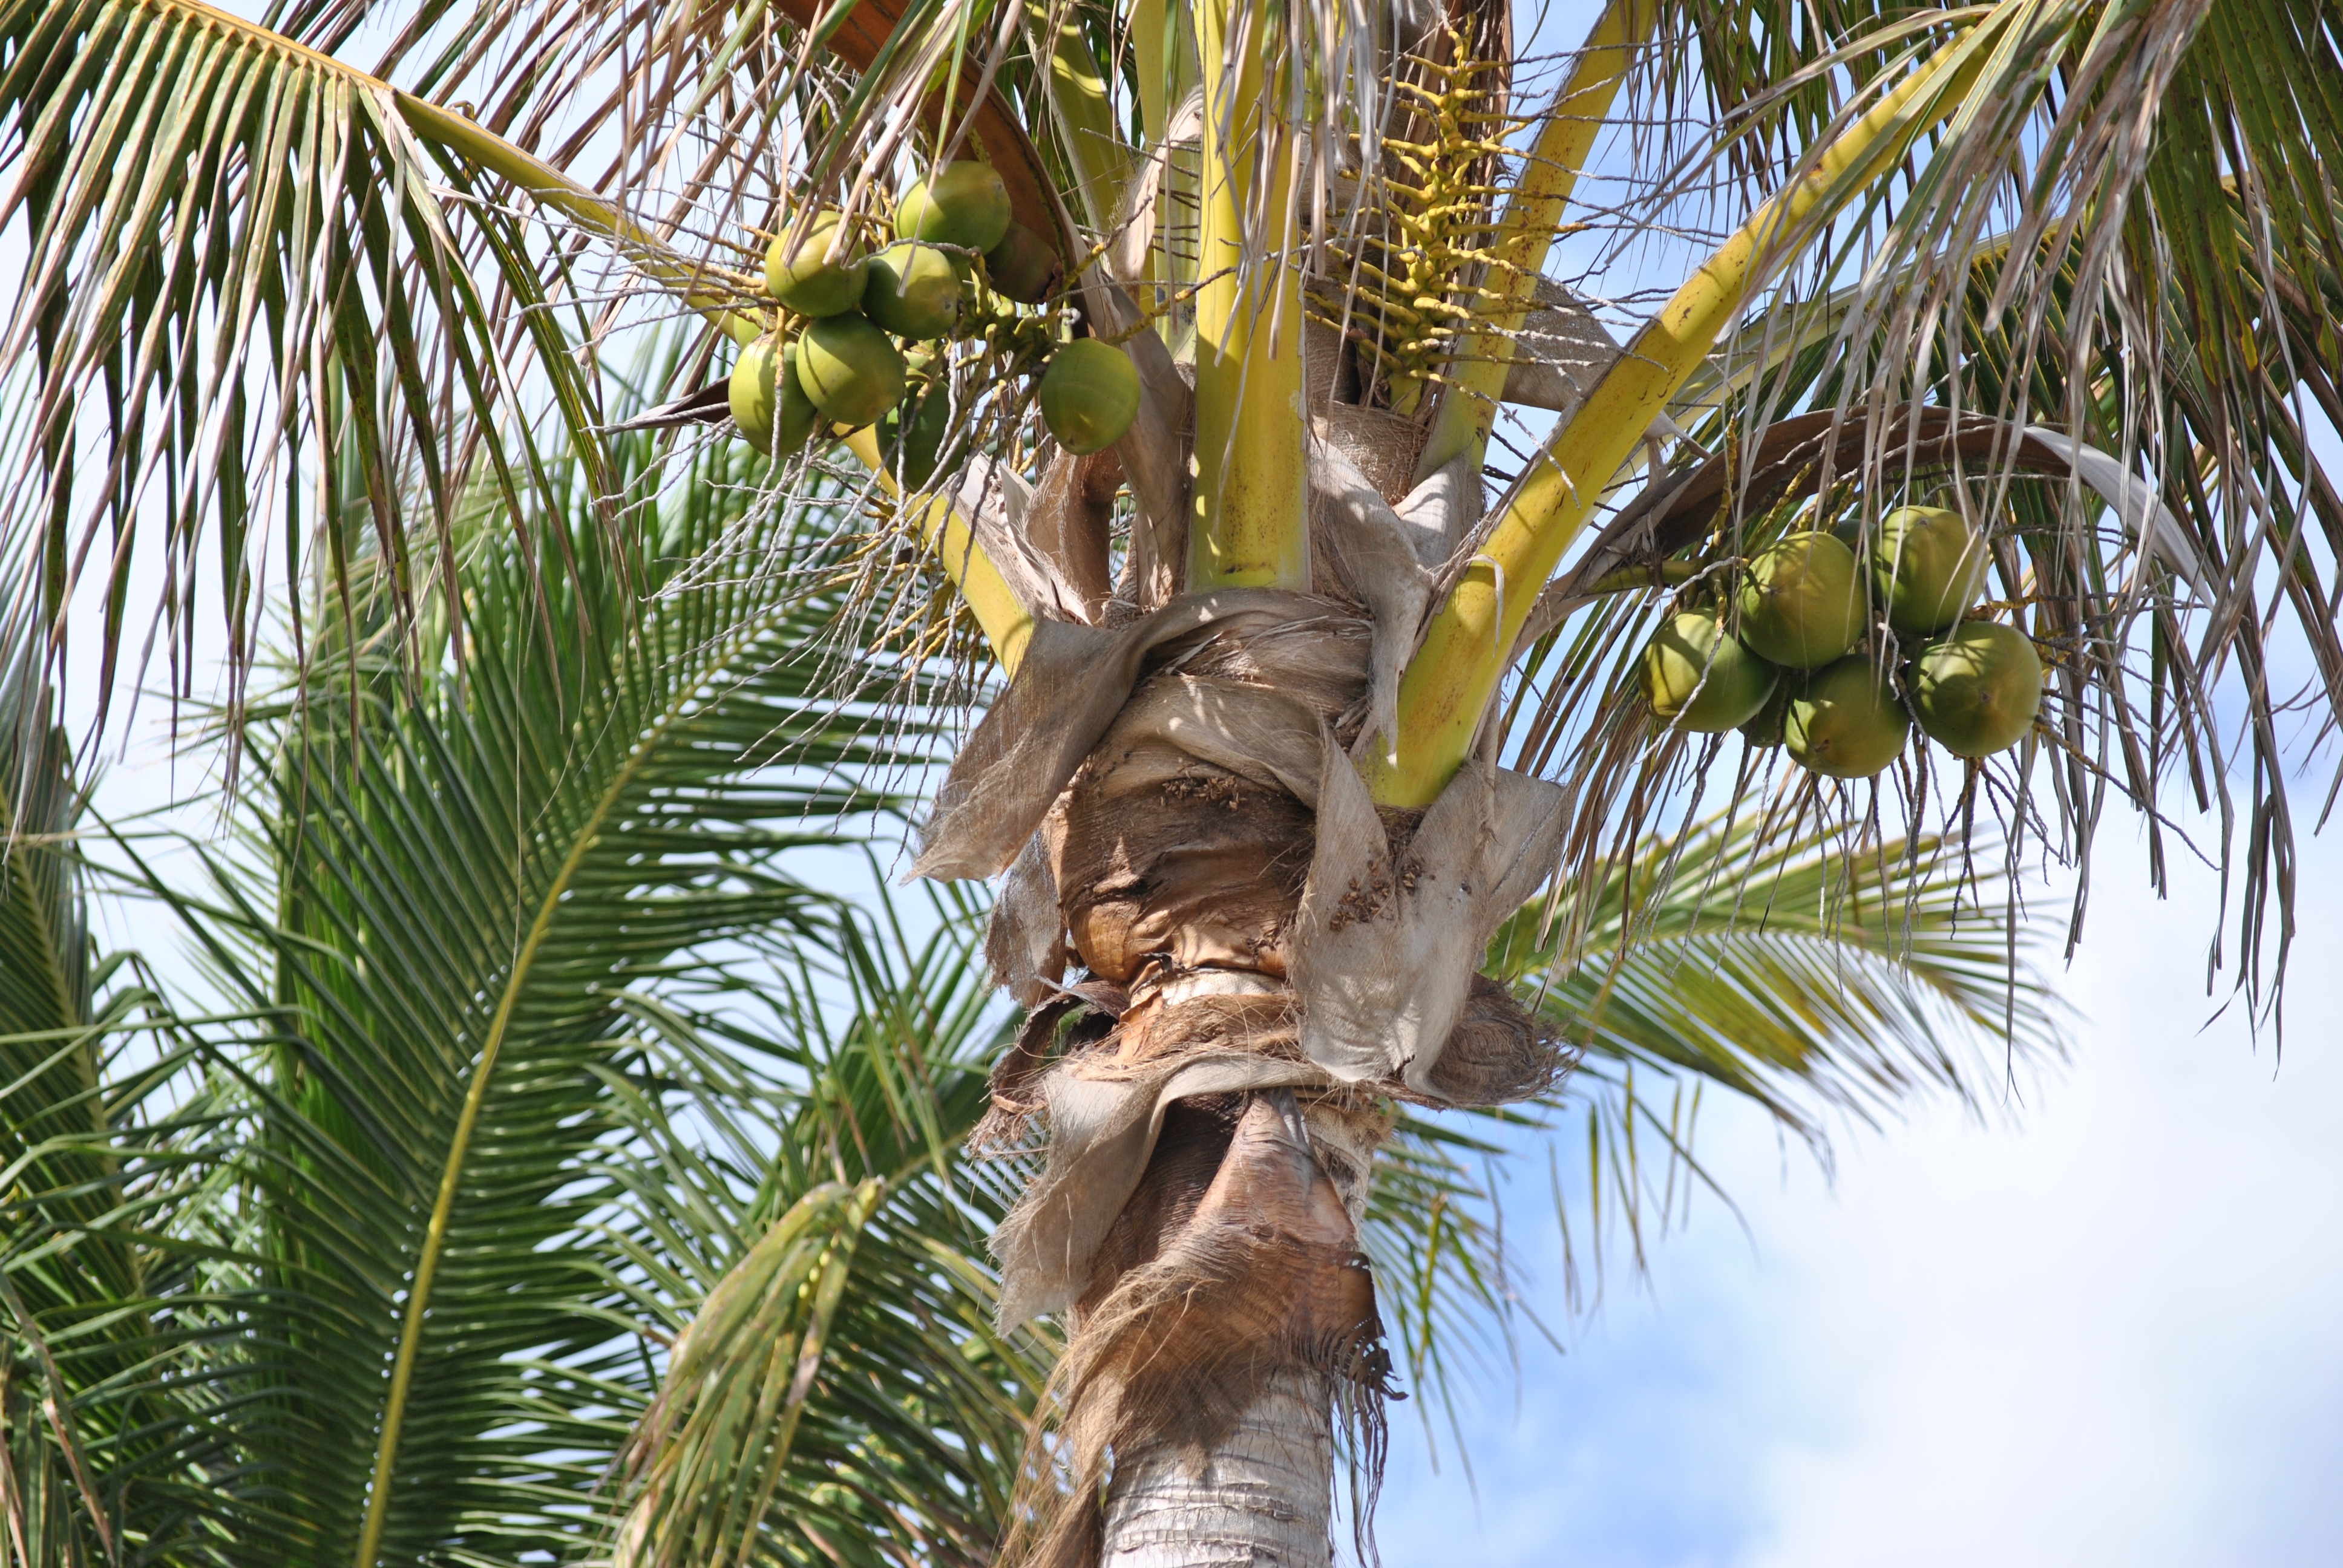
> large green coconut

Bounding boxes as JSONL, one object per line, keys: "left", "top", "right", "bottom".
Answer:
{"left": 1909, "top": 621, "right": 2042, "bottom": 756}
{"left": 1870, "top": 505, "right": 1989, "bottom": 636}
{"left": 1736, "top": 532, "right": 1867, "bottom": 668}
{"left": 796, "top": 314, "right": 906, "bottom": 429}
{"left": 763, "top": 212, "right": 868, "bottom": 318}
{"left": 896, "top": 161, "right": 1012, "bottom": 253}
{"left": 864, "top": 242, "right": 963, "bottom": 340}
{"left": 1785, "top": 656, "right": 1910, "bottom": 778}
{"left": 1038, "top": 338, "right": 1141, "bottom": 455}
{"left": 729, "top": 335, "right": 822, "bottom": 456}
{"left": 879, "top": 385, "right": 953, "bottom": 489}
{"left": 984, "top": 221, "right": 1063, "bottom": 304}
{"left": 1638, "top": 612, "right": 1779, "bottom": 733}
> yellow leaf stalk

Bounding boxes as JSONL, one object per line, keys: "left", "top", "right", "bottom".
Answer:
{"left": 1373, "top": 35, "right": 1986, "bottom": 806}
{"left": 395, "top": 94, "right": 767, "bottom": 348}
{"left": 844, "top": 427, "right": 1038, "bottom": 673}
{"left": 1188, "top": 0, "right": 1311, "bottom": 590}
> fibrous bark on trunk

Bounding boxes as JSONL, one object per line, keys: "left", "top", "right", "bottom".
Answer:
{"left": 934, "top": 444, "right": 1574, "bottom": 1568}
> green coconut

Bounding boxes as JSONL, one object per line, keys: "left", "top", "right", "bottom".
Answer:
{"left": 878, "top": 386, "right": 953, "bottom": 489}
{"left": 984, "top": 221, "right": 1063, "bottom": 304}
{"left": 729, "top": 335, "right": 822, "bottom": 456}
{"left": 1736, "top": 532, "right": 1868, "bottom": 668}
{"left": 1785, "top": 656, "right": 1910, "bottom": 778}
{"left": 1638, "top": 612, "right": 1779, "bottom": 733}
{"left": 1038, "top": 338, "right": 1141, "bottom": 455}
{"left": 763, "top": 212, "right": 868, "bottom": 318}
{"left": 864, "top": 242, "right": 963, "bottom": 340}
{"left": 896, "top": 162, "right": 1012, "bottom": 252}
{"left": 796, "top": 314, "right": 906, "bottom": 429}
{"left": 1870, "top": 505, "right": 1989, "bottom": 636}
{"left": 1909, "top": 621, "right": 2042, "bottom": 757}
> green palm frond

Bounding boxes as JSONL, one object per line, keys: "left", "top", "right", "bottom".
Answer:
{"left": 163, "top": 437, "right": 917, "bottom": 1566}
{"left": 0, "top": 552, "right": 112, "bottom": 1568}
{"left": 1504, "top": 817, "right": 2062, "bottom": 1141}
{"left": 0, "top": 0, "right": 707, "bottom": 731}
{"left": 600, "top": 898, "right": 1049, "bottom": 1568}
{"left": 2, "top": 538, "right": 256, "bottom": 1566}
{"left": 1495, "top": 0, "right": 2342, "bottom": 1002}
{"left": 1362, "top": 1105, "right": 1549, "bottom": 1458}
{"left": 0, "top": 555, "right": 86, "bottom": 1050}
{"left": 1, "top": 380, "right": 1019, "bottom": 1564}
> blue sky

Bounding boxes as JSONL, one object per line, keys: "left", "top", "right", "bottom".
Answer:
{"left": 1370, "top": 823, "right": 2343, "bottom": 1567}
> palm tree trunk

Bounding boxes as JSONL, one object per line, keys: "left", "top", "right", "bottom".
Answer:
{"left": 963, "top": 579, "right": 1558, "bottom": 1568}
{"left": 1100, "top": 1370, "right": 1335, "bottom": 1568}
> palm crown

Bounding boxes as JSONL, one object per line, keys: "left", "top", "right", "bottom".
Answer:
{"left": 2, "top": 0, "right": 2335, "bottom": 1561}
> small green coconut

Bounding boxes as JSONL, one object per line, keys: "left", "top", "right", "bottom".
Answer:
{"left": 763, "top": 212, "right": 868, "bottom": 318}
{"left": 864, "top": 241, "right": 963, "bottom": 340}
{"left": 1039, "top": 338, "right": 1141, "bottom": 455}
{"left": 983, "top": 221, "right": 1063, "bottom": 304}
{"left": 796, "top": 314, "right": 906, "bottom": 429}
{"left": 730, "top": 336, "right": 823, "bottom": 456}
{"left": 1870, "top": 505, "right": 1990, "bottom": 636}
{"left": 1910, "top": 621, "right": 2042, "bottom": 757}
{"left": 896, "top": 162, "right": 1012, "bottom": 253}
{"left": 1639, "top": 612, "right": 1779, "bottom": 733}
{"left": 1785, "top": 656, "right": 1910, "bottom": 778}
{"left": 878, "top": 386, "right": 953, "bottom": 489}
{"left": 1737, "top": 532, "right": 1867, "bottom": 668}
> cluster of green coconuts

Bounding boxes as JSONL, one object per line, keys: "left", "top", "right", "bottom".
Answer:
{"left": 1638, "top": 506, "right": 2045, "bottom": 776}
{"left": 729, "top": 161, "right": 1142, "bottom": 481}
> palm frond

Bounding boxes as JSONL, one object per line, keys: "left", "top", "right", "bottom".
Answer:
{"left": 0, "top": 550, "right": 85, "bottom": 1048}
{"left": 1507, "top": 815, "right": 2062, "bottom": 1138}
{"left": 2, "top": 531, "right": 271, "bottom": 1565}
{"left": 0, "top": 547, "right": 113, "bottom": 1568}
{"left": 601, "top": 896, "right": 1050, "bottom": 1568}
{"left": 0, "top": 391, "right": 991, "bottom": 1566}
{"left": 0, "top": 0, "right": 672, "bottom": 736}
{"left": 180, "top": 437, "right": 920, "bottom": 1565}
{"left": 1492, "top": 0, "right": 2342, "bottom": 1006}
{"left": 1362, "top": 1105, "right": 1548, "bottom": 1462}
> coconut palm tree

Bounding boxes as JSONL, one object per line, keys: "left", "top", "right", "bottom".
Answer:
{"left": 4, "top": 0, "right": 2334, "bottom": 1560}
{"left": 0, "top": 396, "right": 2056, "bottom": 1568}
{"left": 0, "top": 461, "right": 2056, "bottom": 1568}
